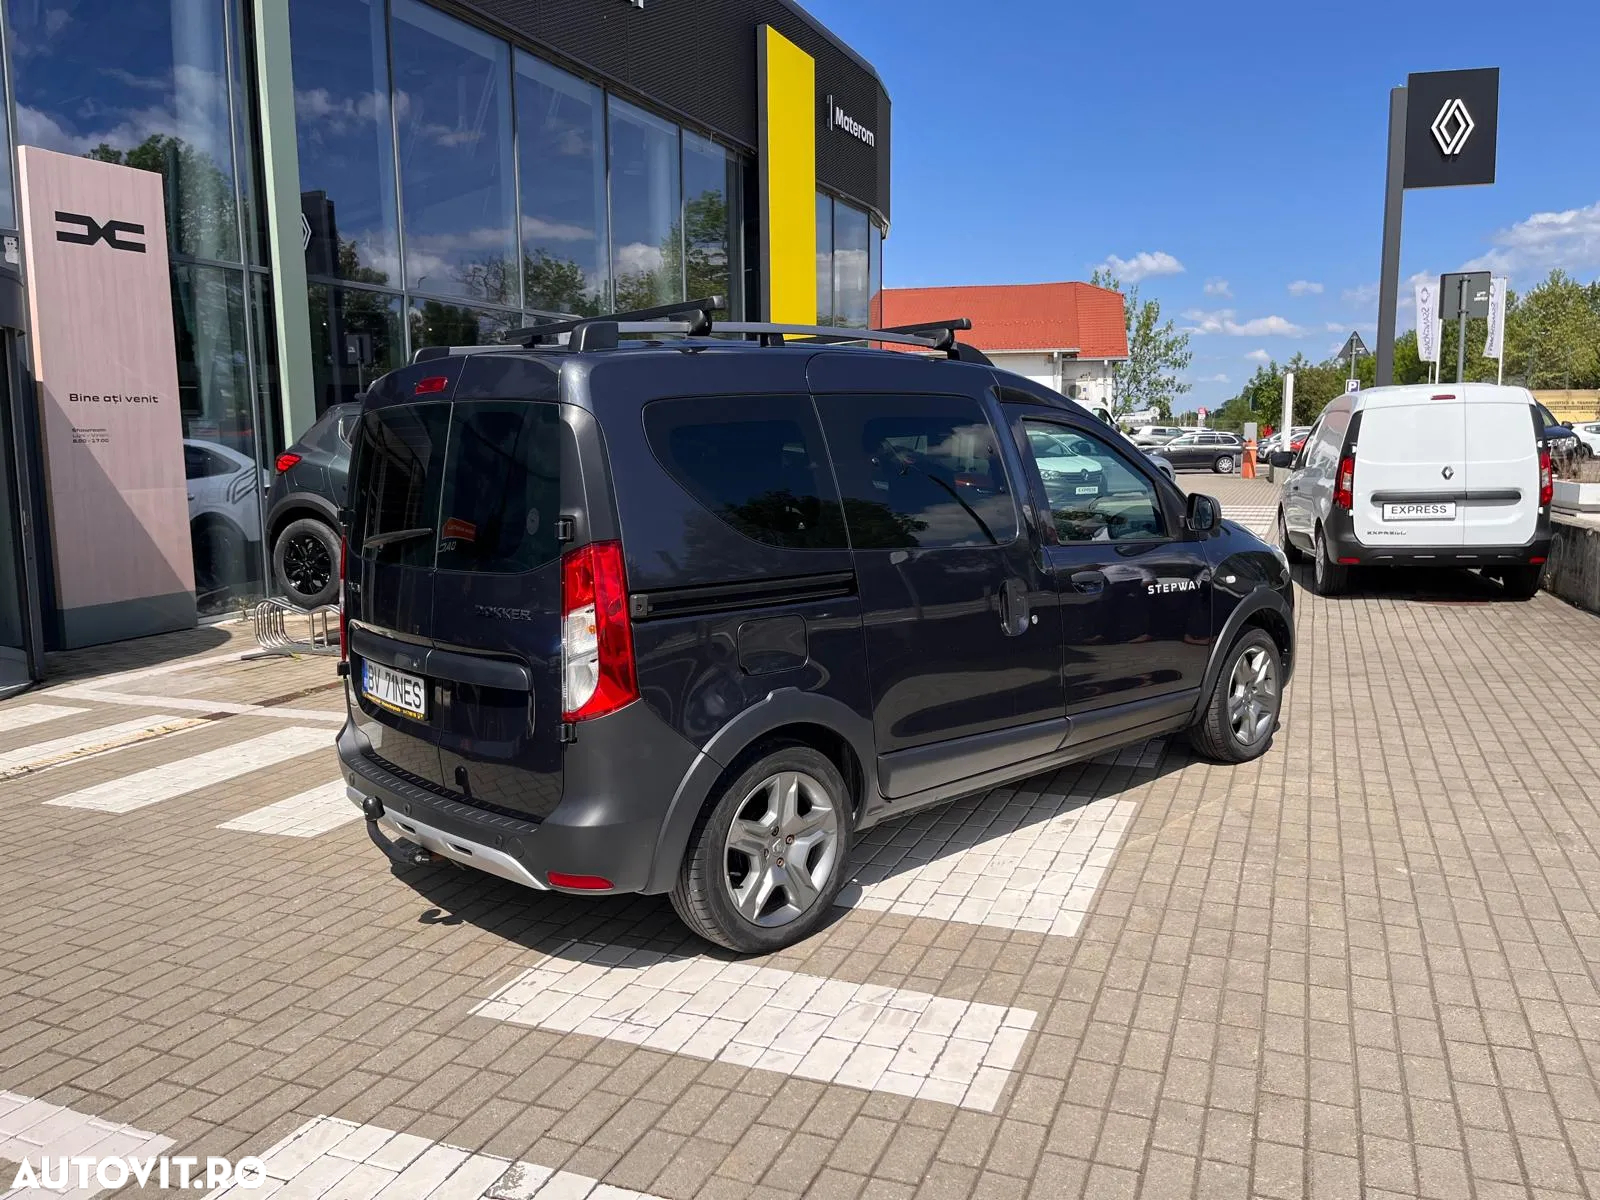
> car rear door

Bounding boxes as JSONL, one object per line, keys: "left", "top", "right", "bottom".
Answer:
{"left": 813, "top": 390, "right": 1064, "bottom": 800}
{"left": 346, "top": 369, "right": 573, "bottom": 819}
{"left": 1462, "top": 391, "right": 1539, "bottom": 548}
{"left": 1351, "top": 393, "right": 1467, "bottom": 548}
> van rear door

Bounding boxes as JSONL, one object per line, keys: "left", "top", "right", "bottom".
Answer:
{"left": 1352, "top": 393, "right": 1467, "bottom": 548}
{"left": 1462, "top": 390, "right": 1539, "bottom": 548}
{"left": 346, "top": 397, "right": 570, "bottom": 819}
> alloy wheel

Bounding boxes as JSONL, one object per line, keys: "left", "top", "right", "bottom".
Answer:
{"left": 722, "top": 770, "right": 840, "bottom": 928}
{"left": 283, "top": 534, "right": 333, "bottom": 598}
{"left": 1227, "top": 645, "right": 1277, "bottom": 745}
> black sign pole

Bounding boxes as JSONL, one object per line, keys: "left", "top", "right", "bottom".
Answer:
{"left": 1375, "top": 86, "right": 1407, "bottom": 387}
{"left": 1456, "top": 278, "right": 1469, "bottom": 385}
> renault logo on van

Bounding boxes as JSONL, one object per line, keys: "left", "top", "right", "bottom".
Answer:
{"left": 1442, "top": 465, "right": 1455, "bottom": 480}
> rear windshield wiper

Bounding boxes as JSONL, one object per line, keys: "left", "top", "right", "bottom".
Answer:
{"left": 361, "top": 527, "right": 433, "bottom": 551}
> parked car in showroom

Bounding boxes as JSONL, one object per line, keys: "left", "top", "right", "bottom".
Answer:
{"left": 338, "top": 301, "right": 1295, "bottom": 953}
{"left": 1152, "top": 429, "right": 1244, "bottom": 473}
{"left": 185, "top": 439, "right": 267, "bottom": 610}
{"left": 1272, "top": 384, "right": 1551, "bottom": 598}
{"left": 265, "top": 402, "right": 358, "bottom": 608}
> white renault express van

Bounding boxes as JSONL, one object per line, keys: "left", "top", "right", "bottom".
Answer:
{"left": 1272, "top": 384, "right": 1552, "bottom": 597}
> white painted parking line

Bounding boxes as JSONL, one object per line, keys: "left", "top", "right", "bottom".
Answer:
{"left": 0, "top": 716, "right": 204, "bottom": 779}
{"left": 46, "top": 726, "right": 333, "bottom": 813}
{"left": 840, "top": 791, "right": 1138, "bottom": 939}
{"left": 0, "top": 1090, "right": 173, "bottom": 1200}
{"left": 0, "top": 703, "right": 90, "bottom": 733}
{"left": 219, "top": 780, "right": 358, "bottom": 838}
{"left": 205, "top": 1115, "right": 667, "bottom": 1200}
{"left": 1224, "top": 505, "right": 1277, "bottom": 536}
{"left": 472, "top": 942, "right": 1036, "bottom": 1111}
{"left": 49, "top": 687, "right": 344, "bottom": 723}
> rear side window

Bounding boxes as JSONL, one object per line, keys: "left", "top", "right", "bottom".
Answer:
{"left": 351, "top": 404, "right": 450, "bottom": 567}
{"left": 435, "top": 403, "right": 563, "bottom": 574}
{"left": 643, "top": 396, "right": 846, "bottom": 549}
{"left": 349, "top": 401, "right": 565, "bottom": 573}
{"left": 817, "top": 394, "right": 1018, "bottom": 549}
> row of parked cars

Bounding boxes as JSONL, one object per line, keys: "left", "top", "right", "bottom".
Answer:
{"left": 1129, "top": 426, "right": 1246, "bottom": 474}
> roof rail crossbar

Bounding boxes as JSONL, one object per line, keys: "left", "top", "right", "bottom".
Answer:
{"left": 715, "top": 322, "right": 940, "bottom": 349}
{"left": 878, "top": 317, "right": 973, "bottom": 350}
{"left": 505, "top": 294, "right": 726, "bottom": 345}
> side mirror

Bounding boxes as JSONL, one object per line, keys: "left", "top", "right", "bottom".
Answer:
{"left": 1186, "top": 492, "right": 1220, "bottom": 533}
{"left": 1268, "top": 450, "right": 1294, "bottom": 468}
{"left": 1561, "top": 420, "right": 1574, "bottom": 429}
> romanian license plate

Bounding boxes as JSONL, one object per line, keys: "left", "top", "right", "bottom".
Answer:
{"left": 1075, "top": 485, "right": 1099, "bottom": 495}
{"left": 362, "top": 660, "right": 428, "bottom": 720}
{"left": 1382, "top": 502, "right": 1456, "bottom": 521}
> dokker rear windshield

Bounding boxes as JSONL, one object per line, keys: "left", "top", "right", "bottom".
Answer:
{"left": 350, "top": 400, "right": 564, "bottom": 574}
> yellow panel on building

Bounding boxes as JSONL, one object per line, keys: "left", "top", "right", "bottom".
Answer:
{"left": 758, "top": 25, "right": 816, "bottom": 325}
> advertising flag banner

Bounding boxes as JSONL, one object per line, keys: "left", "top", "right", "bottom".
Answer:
{"left": 1484, "top": 276, "right": 1507, "bottom": 360}
{"left": 1416, "top": 282, "right": 1440, "bottom": 362}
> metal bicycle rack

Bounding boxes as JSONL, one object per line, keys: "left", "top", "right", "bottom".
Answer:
{"left": 248, "top": 597, "right": 340, "bottom": 658}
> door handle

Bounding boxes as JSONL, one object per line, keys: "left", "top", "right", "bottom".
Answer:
{"left": 999, "top": 577, "right": 1030, "bottom": 635}
{"left": 1070, "top": 570, "right": 1107, "bottom": 595}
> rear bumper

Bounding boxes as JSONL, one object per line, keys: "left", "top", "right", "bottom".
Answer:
{"left": 338, "top": 696, "right": 701, "bottom": 895}
{"left": 1326, "top": 510, "right": 1552, "bottom": 566}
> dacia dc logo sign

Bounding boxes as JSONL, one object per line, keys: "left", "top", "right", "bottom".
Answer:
{"left": 1404, "top": 68, "right": 1498, "bottom": 189}
{"left": 55, "top": 210, "right": 146, "bottom": 253}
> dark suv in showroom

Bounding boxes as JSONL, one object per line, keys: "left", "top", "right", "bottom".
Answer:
{"left": 265, "top": 402, "right": 358, "bottom": 608}
{"left": 338, "top": 303, "right": 1295, "bottom": 952}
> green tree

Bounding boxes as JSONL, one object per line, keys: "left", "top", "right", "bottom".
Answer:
{"left": 88, "top": 134, "right": 238, "bottom": 262}
{"left": 1503, "top": 270, "right": 1600, "bottom": 388}
{"left": 1089, "top": 269, "right": 1192, "bottom": 419}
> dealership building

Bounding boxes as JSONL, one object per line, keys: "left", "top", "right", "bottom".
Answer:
{"left": 0, "top": 0, "right": 890, "bottom": 693}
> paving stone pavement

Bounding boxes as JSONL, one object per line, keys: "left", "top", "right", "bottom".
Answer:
{"left": 4, "top": 505, "right": 1600, "bottom": 1198}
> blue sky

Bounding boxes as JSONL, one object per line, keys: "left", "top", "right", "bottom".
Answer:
{"left": 804, "top": 0, "right": 1600, "bottom": 412}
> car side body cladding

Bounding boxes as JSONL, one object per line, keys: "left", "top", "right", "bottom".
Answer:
{"left": 266, "top": 489, "right": 340, "bottom": 543}
{"left": 1199, "top": 527, "right": 1296, "bottom": 703}
{"left": 643, "top": 686, "right": 879, "bottom": 894}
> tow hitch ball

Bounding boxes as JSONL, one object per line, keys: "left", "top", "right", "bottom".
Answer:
{"left": 361, "top": 793, "right": 434, "bottom": 866}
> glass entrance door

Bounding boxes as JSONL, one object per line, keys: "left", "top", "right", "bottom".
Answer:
{"left": 0, "top": 334, "right": 42, "bottom": 696}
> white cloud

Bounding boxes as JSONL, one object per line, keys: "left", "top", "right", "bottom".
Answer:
{"left": 1325, "top": 321, "right": 1348, "bottom": 333}
{"left": 1201, "top": 373, "right": 1230, "bottom": 384}
{"left": 1343, "top": 281, "right": 1379, "bottom": 308}
{"left": 1287, "top": 280, "right": 1324, "bottom": 296}
{"left": 614, "top": 241, "right": 666, "bottom": 276}
{"left": 1095, "top": 250, "right": 1185, "bottom": 282}
{"left": 1462, "top": 199, "right": 1600, "bottom": 278}
{"left": 521, "top": 215, "right": 595, "bottom": 244}
{"left": 1182, "top": 308, "right": 1306, "bottom": 337}
{"left": 1245, "top": 349, "right": 1271, "bottom": 363}
{"left": 1204, "top": 278, "right": 1232, "bottom": 297}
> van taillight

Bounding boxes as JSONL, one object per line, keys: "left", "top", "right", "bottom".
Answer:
{"left": 561, "top": 541, "right": 637, "bottom": 722}
{"left": 1334, "top": 452, "right": 1356, "bottom": 510}
{"left": 338, "top": 535, "right": 349, "bottom": 661}
{"left": 1539, "top": 448, "right": 1553, "bottom": 506}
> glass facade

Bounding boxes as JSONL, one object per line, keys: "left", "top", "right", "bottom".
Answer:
{"left": 0, "top": 0, "right": 880, "bottom": 630}
{"left": 816, "top": 192, "right": 884, "bottom": 330}
{"left": 8, "top": 0, "right": 269, "bottom": 615}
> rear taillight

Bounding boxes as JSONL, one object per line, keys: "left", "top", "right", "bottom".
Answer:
{"left": 338, "top": 535, "right": 349, "bottom": 661}
{"left": 275, "top": 451, "right": 301, "bottom": 473}
{"left": 1333, "top": 452, "right": 1355, "bottom": 510}
{"left": 561, "top": 541, "right": 637, "bottom": 722}
{"left": 1539, "top": 449, "right": 1553, "bottom": 506}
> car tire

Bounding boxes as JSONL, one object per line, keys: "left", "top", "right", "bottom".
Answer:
{"left": 1277, "top": 509, "right": 1303, "bottom": 563}
{"left": 1312, "top": 525, "right": 1348, "bottom": 596}
{"left": 671, "top": 743, "right": 852, "bottom": 954}
{"left": 1213, "top": 454, "right": 1235, "bottom": 474}
{"left": 1499, "top": 564, "right": 1542, "bottom": 600}
{"left": 1187, "top": 627, "right": 1282, "bottom": 763}
{"left": 273, "top": 517, "right": 341, "bottom": 609}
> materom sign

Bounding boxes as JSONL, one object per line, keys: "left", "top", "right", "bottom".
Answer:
{"left": 18, "top": 147, "right": 195, "bottom": 647}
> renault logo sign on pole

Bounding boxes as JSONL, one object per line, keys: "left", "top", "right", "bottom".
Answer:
{"left": 1374, "top": 68, "right": 1500, "bottom": 388}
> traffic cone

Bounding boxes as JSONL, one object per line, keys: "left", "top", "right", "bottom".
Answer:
{"left": 1242, "top": 440, "right": 1256, "bottom": 479}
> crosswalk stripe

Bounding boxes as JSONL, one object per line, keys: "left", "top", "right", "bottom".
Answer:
{"left": 0, "top": 716, "right": 202, "bottom": 778}
{"left": 472, "top": 941, "right": 1035, "bottom": 1111}
{"left": 204, "top": 1115, "right": 668, "bottom": 1200}
{"left": 46, "top": 727, "right": 333, "bottom": 814}
{"left": 218, "top": 781, "right": 357, "bottom": 838}
{"left": 0, "top": 1090, "right": 173, "bottom": 1196}
{"left": 0, "top": 703, "right": 90, "bottom": 733}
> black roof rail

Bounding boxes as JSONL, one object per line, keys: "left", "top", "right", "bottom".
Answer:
{"left": 504, "top": 295, "right": 726, "bottom": 346}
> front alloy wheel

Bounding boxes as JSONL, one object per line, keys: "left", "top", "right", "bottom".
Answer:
{"left": 1187, "top": 627, "right": 1282, "bottom": 763}
{"left": 1227, "top": 645, "right": 1277, "bottom": 746}
{"left": 1214, "top": 454, "right": 1235, "bottom": 473}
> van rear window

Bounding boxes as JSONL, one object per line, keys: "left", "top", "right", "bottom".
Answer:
{"left": 350, "top": 401, "right": 564, "bottom": 574}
